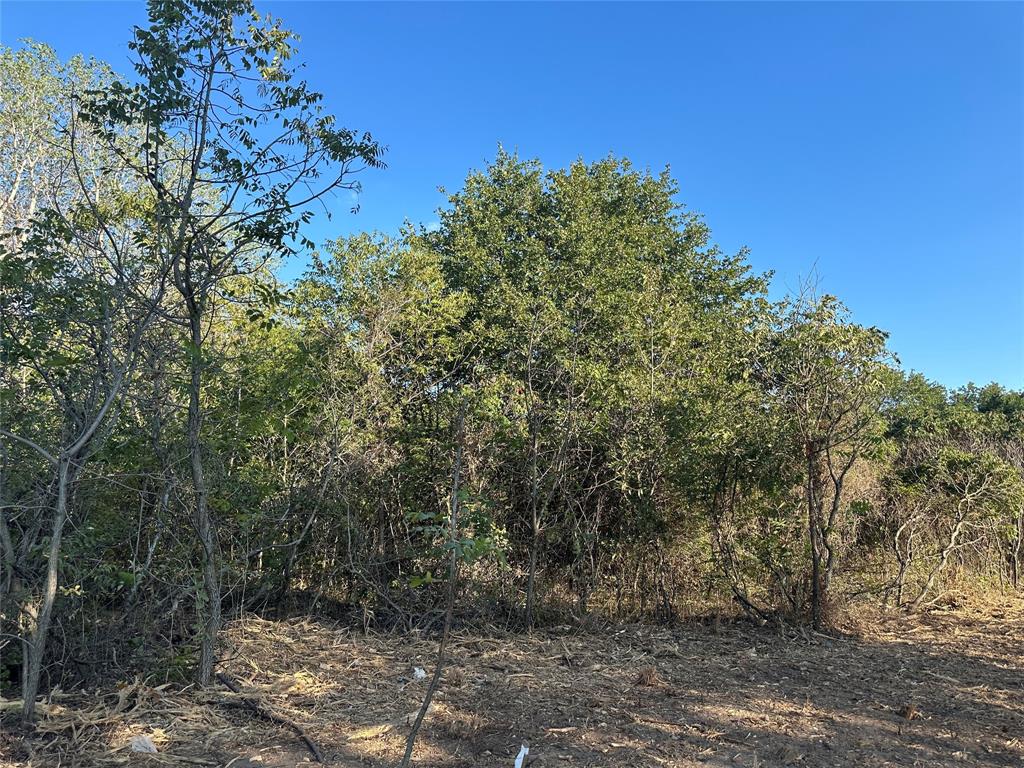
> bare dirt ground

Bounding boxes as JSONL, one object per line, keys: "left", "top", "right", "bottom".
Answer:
{"left": 3, "top": 598, "right": 1022, "bottom": 768}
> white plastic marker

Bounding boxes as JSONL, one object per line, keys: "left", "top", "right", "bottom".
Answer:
{"left": 514, "top": 743, "right": 529, "bottom": 768}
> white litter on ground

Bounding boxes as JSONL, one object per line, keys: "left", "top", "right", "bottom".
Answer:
{"left": 514, "top": 743, "right": 529, "bottom": 767}
{"left": 129, "top": 734, "right": 158, "bottom": 753}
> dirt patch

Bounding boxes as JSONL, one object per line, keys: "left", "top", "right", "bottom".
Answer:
{"left": 2, "top": 598, "right": 1022, "bottom": 767}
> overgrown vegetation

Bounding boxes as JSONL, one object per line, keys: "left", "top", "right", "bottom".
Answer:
{"left": 1, "top": 0, "right": 1021, "bottom": 732}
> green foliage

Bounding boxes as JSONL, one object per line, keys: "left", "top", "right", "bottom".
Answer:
{"left": 2, "top": 6, "right": 1021, "bottom": 699}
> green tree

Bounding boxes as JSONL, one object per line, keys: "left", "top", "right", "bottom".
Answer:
{"left": 0, "top": 43, "right": 170, "bottom": 722}
{"left": 429, "top": 151, "right": 767, "bottom": 624}
{"left": 78, "top": 0, "right": 384, "bottom": 684}
{"left": 765, "top": 293, "right": 892, "bottom": 628}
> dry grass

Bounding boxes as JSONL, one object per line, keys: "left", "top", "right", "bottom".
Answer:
{"left": 2, "top": 596, "right": 1022, "bottom": 767}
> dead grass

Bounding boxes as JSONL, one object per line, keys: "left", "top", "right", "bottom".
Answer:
{"left": 2, "top": 596, "right": 1022, "bottom": 767}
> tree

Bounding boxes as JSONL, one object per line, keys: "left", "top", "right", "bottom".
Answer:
{"left": 881, "top": 378, "right": 1024, "bottom": 608}
{"left": 0, "top": 43, "right": 169, "bottom": 722}
{"left": 766, "top": 293, "right": 892, "bottom": 628}
{"left": 0, "top": 44, "right": 116, "bottom": 237}
{"left": 428, "top": 151, "right": 768, "bottom": 625}
{"left": 77, "top": 0, "right": 383, "bottom": 684}
{"left": 907, "top": 445, "right": 1016, "bottom": 610}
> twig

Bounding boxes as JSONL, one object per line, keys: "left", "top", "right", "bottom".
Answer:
{"left": 215, "top": 672, "right": 324, "bottom": 763}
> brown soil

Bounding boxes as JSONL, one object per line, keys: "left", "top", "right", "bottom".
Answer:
{"left": 2, "top": 598, "right": 1021, "bottom": 768}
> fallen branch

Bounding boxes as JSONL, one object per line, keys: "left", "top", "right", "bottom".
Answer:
{"left": 215, "top": 672, "right": 324, "bottom": 763}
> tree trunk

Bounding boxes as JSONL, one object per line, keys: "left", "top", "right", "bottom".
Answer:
{"left": 0, "top": 487, "right": 14, "bottom": 600}
{"left": 525, "top": 516, "right": 540, "bottom": 629}
{"left": 399, "top": 407, "right": 465, "bottom": 768}
{"left": 806, "top": 449, "right": 824, "bottom": 630}
{"left": 893, "top": 520, "right": 914, "bottom": 608}
{"left": 189, "top": 313, "right": 220, "bottom": 686}
{"left": 910, "top": 516, "right": 966, "bottom": 611}
{"left": 21, "top": 458, "right": 74, "bottom": 723}
{"left": 1010, "top": 508, "right": 1023, "bottom": 589}
{"left": 524, "top": 410, "right": 540, "bottom": 629}
{"left": 821, "top": 458, "right": 853, "bottom": 596}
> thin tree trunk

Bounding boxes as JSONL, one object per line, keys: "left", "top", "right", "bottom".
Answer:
{"left": 806, "top": 448, "right": 823, "bottom": 630}
{"left": 21, "top": 458, "right": 73, "bottom": 723}
{"left": 399, "top": 407, "right": 465, "bottom": 768}
{"left": 1011, "top": 508, "right": 1023, "bottom": 589}
{"left": 0, "top": 482, "right": 14, "bottom": 600}
{"left": 910, "top": 516, "right": 966, "bottom": 611}
{"left": 525, "top": 410, "right": 540, "bottom": 629}
{"left": 525, "top": 524, "right": 539, "bottom": 628}
{"left": 821, "top": 451, "right": 856, "bottom": 596}
{"left": 189, "top": 312, "right": 220, "bottom": 686}
{"left": 893, "top": 520, "right": 915, "bottom": 608}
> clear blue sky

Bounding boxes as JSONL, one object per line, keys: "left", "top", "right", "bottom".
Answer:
{"left": 2, "top": 1, "right": 1022, "bottom": 389}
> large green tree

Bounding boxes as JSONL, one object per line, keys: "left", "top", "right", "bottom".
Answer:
{"left": 78, "top": 0, "right": 384, "bottom": 684}
{"left": 428, "top": 151, "right": 768, "bottom": 624}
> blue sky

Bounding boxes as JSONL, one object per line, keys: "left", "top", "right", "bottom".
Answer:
{"left": 2, "top": 1, "right": 1022, "bottom": 389}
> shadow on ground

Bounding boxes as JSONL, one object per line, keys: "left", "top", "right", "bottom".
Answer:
{"left": 3, "top": 599, "right": 1022, "bottom": 767}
